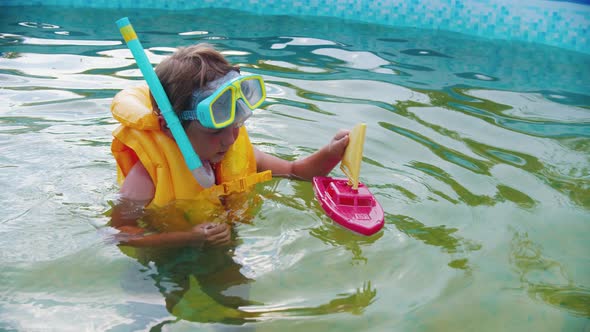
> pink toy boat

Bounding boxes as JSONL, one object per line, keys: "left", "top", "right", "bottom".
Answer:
{"left": 313, "top": 176, "right": 384, "bottom": 236}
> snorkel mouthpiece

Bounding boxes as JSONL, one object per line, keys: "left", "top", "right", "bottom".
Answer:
{"left": 116, "top": 17, "right": 214, "bottom": 188}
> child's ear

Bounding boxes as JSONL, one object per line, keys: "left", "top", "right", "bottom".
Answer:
{"left": 157, "top": 115, "right": 173, "bottom": 138}
{"left": 150, "top": 92, "right": 173, "bottom": 138}
{"left": 149, "top": 93, "right": 161, "bottom": 113}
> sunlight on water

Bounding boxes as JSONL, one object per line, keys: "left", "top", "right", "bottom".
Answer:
{"left": 0, "top": 5, "right": 589, "bottom": 332}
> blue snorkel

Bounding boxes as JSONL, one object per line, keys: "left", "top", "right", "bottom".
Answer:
{"left": 116, "top": 17, "right": 214, "bottom": 188}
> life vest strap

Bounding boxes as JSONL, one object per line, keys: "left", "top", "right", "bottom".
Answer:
{"left": 207, "top": 170, "right": 272, "bottom": 197}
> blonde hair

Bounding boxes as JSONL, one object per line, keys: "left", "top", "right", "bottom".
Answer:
{"left": 155, "top": 43, "right": 236, "bottom": 115}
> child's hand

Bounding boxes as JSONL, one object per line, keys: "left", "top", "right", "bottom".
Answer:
{"left": 192, "top": 222, "right": 231, "bottom": 248}
{"left": 327, "top": 129, "right": 350, "bottom": 162}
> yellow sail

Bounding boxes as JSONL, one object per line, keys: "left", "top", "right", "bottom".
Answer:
{"left": 339, "top": 123, "right": 366, "bottom": 189}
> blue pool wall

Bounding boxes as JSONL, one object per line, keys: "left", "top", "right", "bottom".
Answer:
{"left": 2, "top": 0, "right": 589, "bottom": 54}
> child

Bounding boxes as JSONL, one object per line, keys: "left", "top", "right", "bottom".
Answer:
{"left": 110, "top": 43, "right": 349, "bottom": 249}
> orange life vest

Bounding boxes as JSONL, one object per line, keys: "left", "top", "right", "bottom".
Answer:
{"left": 110, "top": 85, "right": 271, "bottom": 231}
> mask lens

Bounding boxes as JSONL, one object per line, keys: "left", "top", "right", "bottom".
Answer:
{"left": 210, "top": 87, "right": 234, "bottom": 125}
{"left": 240, "top": 77, "right": 264, "bottom": 108}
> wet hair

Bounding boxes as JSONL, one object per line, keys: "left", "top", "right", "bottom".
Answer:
{"left": 154, "top": 43, "right": 236, "bottom": 116}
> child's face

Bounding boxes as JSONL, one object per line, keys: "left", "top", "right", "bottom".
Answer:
{"left": 185, "top": 120, "right": 240, "bottom": 163}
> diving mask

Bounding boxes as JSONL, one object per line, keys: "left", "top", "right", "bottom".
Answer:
{"left": 179, "top": 70, "right": 266, "bottom": 129}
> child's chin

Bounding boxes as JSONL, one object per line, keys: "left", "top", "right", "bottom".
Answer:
{"left": 210, "top": 154, "right": 225, "bottom": 163}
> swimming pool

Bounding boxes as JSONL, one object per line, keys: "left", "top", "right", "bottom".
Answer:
{"left": 1, "top": 2, "right": 589, "bottom": 332}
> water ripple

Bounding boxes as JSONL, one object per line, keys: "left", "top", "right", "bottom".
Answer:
{"left": 1, "top": 5, "right": 589, "bottom": 330}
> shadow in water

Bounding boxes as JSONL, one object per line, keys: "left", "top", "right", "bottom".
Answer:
{"left": 509, "top": 231, "right": 590, "bottom": 318}
{"left": 114, "top": 186, "right": 378, "bottom": 325}
{"left": 386, "top": 213, "right": 481, "bottom": 270}
{"left": 310, "top": 223, "right": 383, "bottom": 265}
{"left": 119, "top": 244, "right": 377, "bottom": 325}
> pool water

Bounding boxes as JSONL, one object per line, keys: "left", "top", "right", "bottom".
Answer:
{"left": 1, "top": 6, "right": 589, "bottom": 331}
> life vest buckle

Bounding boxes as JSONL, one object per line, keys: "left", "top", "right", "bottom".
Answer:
{"left": 222, "top": 178, "right": 247, "bottom": 195}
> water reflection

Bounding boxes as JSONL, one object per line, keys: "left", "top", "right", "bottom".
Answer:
{"left": 510, "top": 231, "right": 590, "bottom": 317}
{"left": 118, "top": 237, "right": 377, "bottom": 324}
{"left": 120, "top": 245, "right": 256, "bottom": 324}
{"left": 387, "top": 87, "right": 589, "bottom": 210}
{"left": 400, "top": 49, "right": 453, "bottom": 58}
{"left": 310, "top": 224, "right": 384, "bottom": 265}
{"left": 386, "top": 213, "right": 481, "bottom": 270}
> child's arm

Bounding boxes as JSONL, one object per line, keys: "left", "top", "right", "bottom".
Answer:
{"left": 110, "top": 162, "right": 231, "bottom": 248}
{"left": 255, "top": 129, "right": 350, "bottom": 180}
{"left": 112, "top": 220, "right": 231, "bottom": 248}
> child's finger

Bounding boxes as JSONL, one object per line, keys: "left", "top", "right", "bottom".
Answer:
{"left": 201, "top": 223, "right": 226, "bottom": 235}
{"left": 333, "top": 135, "right": 348, "bottom": 151}
{"left": 209, "top": 228, "right": 231, "bottom": 246}
{"left": 334, "top": 129, "right": 350, "bottom": 140}
{"left": 207, "top": 224, "right": 230, "bottom": 239}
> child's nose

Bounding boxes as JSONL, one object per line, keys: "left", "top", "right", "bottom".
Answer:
{"left": 220, "top": 126, "right": 238, "bottom": 147}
